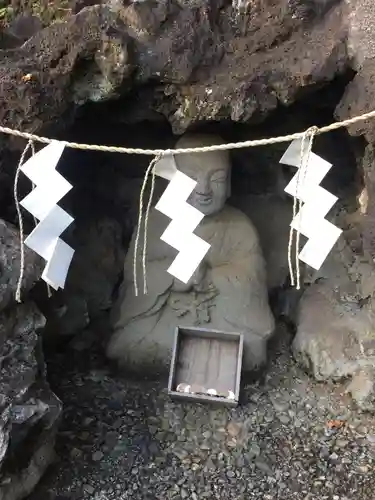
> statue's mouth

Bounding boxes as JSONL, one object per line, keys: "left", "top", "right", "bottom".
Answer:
{"left": 196, "top": 195, "right": 212, "bottom": 205}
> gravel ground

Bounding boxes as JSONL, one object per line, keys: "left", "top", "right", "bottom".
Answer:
{"left": 29, "top": 319, "right": 375, "bottom": 500}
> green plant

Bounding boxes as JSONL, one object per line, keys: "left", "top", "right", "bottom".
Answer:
{"left": 30, "top": 0, "right": 71, "bottom": 25}
{"left": 0, "top": 0, "right": 72, "bottom": 27}
{"left": 0, "top": 5, "right": 14, "bottom": 24}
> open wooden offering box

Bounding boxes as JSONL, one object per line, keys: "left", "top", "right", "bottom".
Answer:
{"left": 168, "top": 326, "right": 243, "bottom": 407}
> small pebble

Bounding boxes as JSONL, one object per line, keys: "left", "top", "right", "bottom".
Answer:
{"left": 70, "top": 448, "right": 82, "bottom": 459}
{"left": 173, "top": 448, "right": 188, "bottom": 460}
{"left": 83, "top": 484, "right": 95, "bottom": 494}
{"left": 255, "top": 459, "right": 273, "bottom": 475}
{"left": 92, "top": 451, "right": 104, "bottom": 461}
{"left": 336, "top": 439, "right": 349, "bottom": 448}
{"left": 227, "top": 422, "right": 241, "bottom": 437}
{"left": 357, "top": 464, "right": 369, "bottom": 473}
{"left": 247, "top": 444, "right": 261, "bottom": 458}
{"left": 83, "top": 417, "right": 94, "bottom": 426}
{"left": 271, "top": 399, "right": 289, "bottom": 412}
{"left": 112, "top": 419, "right": 122, "bottom": 429}
{"left": 278, "top": 415, "right": 290, "bottom": 424}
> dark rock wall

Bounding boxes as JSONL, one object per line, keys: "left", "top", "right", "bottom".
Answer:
{"left": 0, "top": 0, "right": 349, "bottom": 135}
{"left": 0, "top": 223, "right": 61, "bottom": 500}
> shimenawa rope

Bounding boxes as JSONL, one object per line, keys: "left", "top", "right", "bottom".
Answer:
{"left": 6, "top": 106, "right": 375, "bottom": 299}
{"left": 1, "top": 107, "right": 375, "bottom": 155}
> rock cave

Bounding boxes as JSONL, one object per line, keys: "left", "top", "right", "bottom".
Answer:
{"left": 2, "top": 1, "right": 375, "bottom": 499}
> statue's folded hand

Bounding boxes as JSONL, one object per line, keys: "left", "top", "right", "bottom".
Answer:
{"left": 171, "top": 261, "right": 207, "bottom": 292}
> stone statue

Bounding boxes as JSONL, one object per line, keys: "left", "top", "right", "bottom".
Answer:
{"left": 107, "top": 134, "right": 275, "bottom": 373}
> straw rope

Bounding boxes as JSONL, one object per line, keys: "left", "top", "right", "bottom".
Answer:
{"left": 0, "top": 107, "right": 374, "bottom": 155}
{"left": 6, "top": 106, "right": 375, "bottom": 296}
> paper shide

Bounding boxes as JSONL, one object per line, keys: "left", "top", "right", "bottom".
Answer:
{"left": 19, "top": 141, "right": 75, "bottom": 290}
{"left": 280, "top": 138, "right": 342, "bottom": 271}
{"left": 153, "top": 154, "right": 211, "bottom": 284}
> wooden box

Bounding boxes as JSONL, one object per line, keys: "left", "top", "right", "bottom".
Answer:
{"left": 168, "top": 326, "right": 243, "bottom": 407}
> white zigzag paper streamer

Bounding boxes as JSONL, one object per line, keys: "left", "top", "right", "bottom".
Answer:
{"left": 280, "top": 138, "right": 343, "bottom": 270}
{"left": 153, "top": 156, "right": 210, "bottom": 283}
{"left": 20, "top": 141, "right": 75, "bottom": 290}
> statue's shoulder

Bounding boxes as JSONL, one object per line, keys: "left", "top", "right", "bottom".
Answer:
{"left": 201, "top": 205, "right": 261, "bottom": 255}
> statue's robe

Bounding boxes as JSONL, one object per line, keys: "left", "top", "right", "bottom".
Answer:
{"left": 108, "top": 206, "right": 275, "bottom": 372}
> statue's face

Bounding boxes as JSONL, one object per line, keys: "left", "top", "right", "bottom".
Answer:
{"left": 176, "top": 148, "right": 231, "bottom": 216}
{"left": 186, "top": 166, "right": 229, "bottom": 215}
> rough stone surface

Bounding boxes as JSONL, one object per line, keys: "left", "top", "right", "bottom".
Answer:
{"left": 37, "top": 291, "right": 90, "bottom": 342}
{"left": 335, "top": 58, "right": 375, "bottom": 143}
{"left": 0, "top": 218, "right": 43, "bottom": 312}
{"left": 31, "top": 214, "right": 125, "bottom": 341}
{"left": 354, "top": 144, "right": 375, "bottom": 264}
{"left": 0, "top": 302, "right": 62, "bottom": 500}
{"left": 4, "top": 14, "right": 43, "bottom": 47}
{"left": 66, "top": 216, "right": 125, "bottom": 318}
{"left": 0, "top": 5, "right": 132, "bottom": 134}
{"left": 28, "top": 319, "right": 375, "bottom": 500}
{"left": 292, "top": 234, "right": 375, "bottom": 399}
{"left": 346, "top": 0, "right": 375, "bottom": 68}
{"left": 0, "top": 1, "right": 348, "bottom": 135}
{"left": 335, "top": 0, "right": 375, "bottom": 141}
{"left": 347, "top": 369, "right": 375, "bottom": 412}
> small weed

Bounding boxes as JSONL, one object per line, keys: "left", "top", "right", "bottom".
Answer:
{"left": 0, "top": 0, "right": 72, "bottom": 28}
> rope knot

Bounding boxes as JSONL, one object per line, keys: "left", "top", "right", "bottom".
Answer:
{"left": 305, "top": 125, "right": 319, "bottom": 136}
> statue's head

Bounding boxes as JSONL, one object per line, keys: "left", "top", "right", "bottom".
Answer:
{"left": 174, "top": 134, "right": 231, "bottom": 216}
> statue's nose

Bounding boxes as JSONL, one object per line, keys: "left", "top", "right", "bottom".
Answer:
{"left": 196, "top": 177, "right": 211, "bottom": 196}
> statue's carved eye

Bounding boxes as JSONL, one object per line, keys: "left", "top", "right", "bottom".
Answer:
{"left": 185, "top": 172, "right": 198, "bottom": 182}
{"left": 210, "top": 171, "right": 227, "bottom": 184}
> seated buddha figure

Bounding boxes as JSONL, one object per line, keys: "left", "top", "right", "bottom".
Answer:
{"left": 107, "top": 134, "right": 275, "bottom": 373}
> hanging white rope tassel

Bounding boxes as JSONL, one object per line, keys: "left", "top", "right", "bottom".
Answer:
{"left": 133, "top": 154, "right": 162, "bottom": 296}
{"left": 295, "top": 127, "right": 318, "bottom": 290}
{"left": 14, "top": 140, "right": 34, "bottom": 303}
{"left": 142, "top": 154, "right": 162, "bottom": 295}
{"left": 14, "top": 140, "right": 55, "bottom": 302}
{"left": 287, "top": 168, "right": 299, "bottom": 287}
{"left": 287, "top": 126, "right": 318, "bottom": 290}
